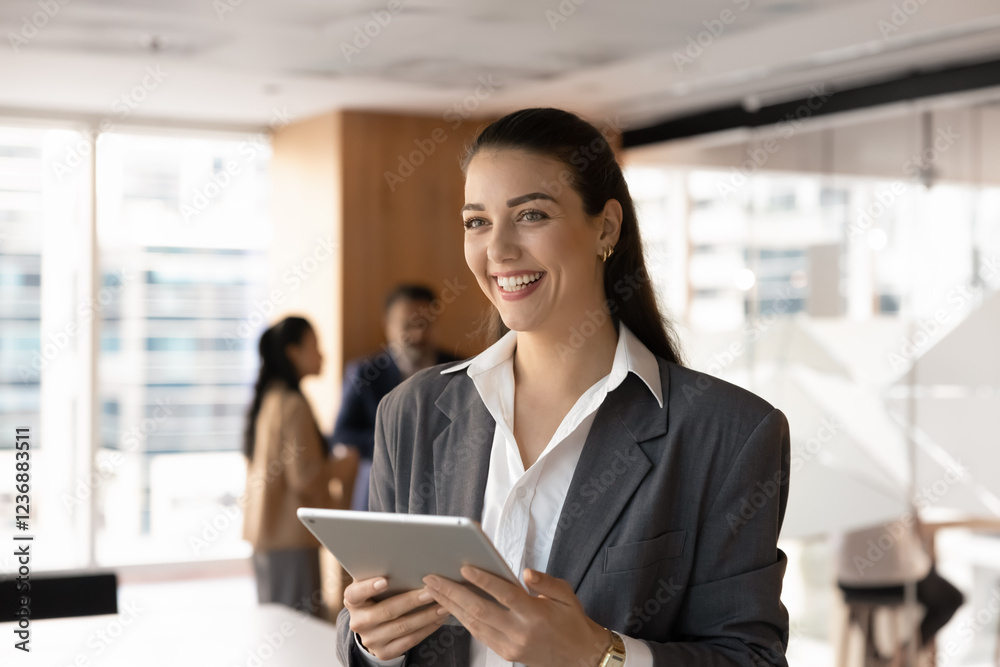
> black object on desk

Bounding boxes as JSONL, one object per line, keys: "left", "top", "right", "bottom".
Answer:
{"left": 1, "top": 572, "right": 118, "bottom": 621}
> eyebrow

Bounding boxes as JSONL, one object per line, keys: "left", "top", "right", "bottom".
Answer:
{"left": 461, "top": 192, "right": 557, "bottom": 213}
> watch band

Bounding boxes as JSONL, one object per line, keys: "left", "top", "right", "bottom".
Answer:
{"left": 598, "top": 628, "right": 626, "bottom": 667}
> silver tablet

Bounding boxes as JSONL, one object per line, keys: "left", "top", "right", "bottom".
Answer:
{"left": 297, "top": 508, "right": 523, "bottom": 615}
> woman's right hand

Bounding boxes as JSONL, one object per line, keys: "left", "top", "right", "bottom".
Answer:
{"left": 345, "top": 576, "right": 452, "bottom": 661}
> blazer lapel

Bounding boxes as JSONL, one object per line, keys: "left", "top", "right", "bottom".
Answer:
{"left": 545, "top": 369, "right": 669, "bottom": 592}
{"left": 432, "top": 373, "right": 495, "bottom": 520}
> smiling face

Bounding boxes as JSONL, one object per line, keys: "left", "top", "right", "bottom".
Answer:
{"left": 463, "top": 149, "right": 621, "bottom": 334}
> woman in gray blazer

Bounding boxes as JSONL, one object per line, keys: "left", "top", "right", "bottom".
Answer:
{"left": 337, "top": 108, "right": 790, "bottom": 667}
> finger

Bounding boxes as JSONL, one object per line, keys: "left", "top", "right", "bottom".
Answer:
{"left": 377, "top": 610, "right": 452, "bottom": 660}
{"left": 425, "top": 582, "right": 514, "bottom": 654}
{"left": 354, "top": 587, "right": 439, "bottom": 629}
{"left": 523, "top": 568, "right": 576, "bottom": 604}
{"left": 344, "top": 576, "right": 390, "bottom": 607}
{"left": 459, "top": 566, "right": 527, "bottom": 611}
{"left": 362, "top": 599, "right": 451, "bottom": 648}
{"left": 424, "top": 575, "right": 508, "bottom": 636}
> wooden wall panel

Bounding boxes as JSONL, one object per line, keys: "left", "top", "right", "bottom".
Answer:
{"left": 339, "top": 110, "right": 492, "bottom": 364}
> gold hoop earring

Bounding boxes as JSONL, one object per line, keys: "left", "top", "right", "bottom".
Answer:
{"left": 601, "top": 246, "right": 615, "bottom": 262}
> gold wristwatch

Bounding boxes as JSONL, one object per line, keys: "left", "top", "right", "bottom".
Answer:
{"left": 598, "top": 628, "right": 626, "bottom": 666}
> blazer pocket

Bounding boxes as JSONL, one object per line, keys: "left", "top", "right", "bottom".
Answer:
{"left": 604, "top": 530, "right": 687, "bottom": 573}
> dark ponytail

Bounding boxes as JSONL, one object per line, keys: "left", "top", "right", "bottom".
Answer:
{"left": 462, "top": 108, "right": 683, "bottom": 365}
{"left": 243, "top": 316, "right": 315, "bottom": 460}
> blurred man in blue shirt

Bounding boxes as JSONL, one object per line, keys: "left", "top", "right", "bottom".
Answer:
{"left": 330, "top": 284, "right": 458, "bottom": 510}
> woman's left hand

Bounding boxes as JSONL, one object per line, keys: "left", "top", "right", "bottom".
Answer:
{"left": 423, "top": 566, "right": 611, "bottom": 667}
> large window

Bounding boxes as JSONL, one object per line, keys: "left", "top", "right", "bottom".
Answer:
{"left": 0, "top": 126, "right": 92, "bottom": 571}
{"left": 0, "top": 128, "right": 44, "bottom": 448}
{"left": 0, "top": 125, "right": 272, "bottom": 570}
{"left": 95, "top": 132, "right": 271, "bottom": 565}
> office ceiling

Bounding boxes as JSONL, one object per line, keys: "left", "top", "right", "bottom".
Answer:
{"left": 1, "top": 0, "right": 1000, "bottom": 130}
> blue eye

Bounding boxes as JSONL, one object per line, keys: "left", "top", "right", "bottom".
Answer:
{"left": 519, "top": 210, "right": 546, "bottom": 222}
{"left": 463, "top": 217, "right": 487, "bottom": 230}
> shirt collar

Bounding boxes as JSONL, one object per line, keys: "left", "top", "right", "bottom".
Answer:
{"left": 441, "top": 320, "right": 663, "bottom": 408}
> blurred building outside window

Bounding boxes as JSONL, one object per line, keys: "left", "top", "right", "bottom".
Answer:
{"left": 0, "top": 125, "right": 273, "bottom": 571}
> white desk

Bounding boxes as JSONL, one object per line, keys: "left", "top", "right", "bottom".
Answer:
{"left": 1, "top": 603, "right": 342, "bottom": 667}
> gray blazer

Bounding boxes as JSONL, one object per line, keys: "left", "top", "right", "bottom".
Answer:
{"left": 337, "top": 357, "right": 791, "bottom": 666}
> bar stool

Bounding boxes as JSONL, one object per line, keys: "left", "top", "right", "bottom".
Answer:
{"left": 838, "top": 589, "right": 921, "bottom": 667}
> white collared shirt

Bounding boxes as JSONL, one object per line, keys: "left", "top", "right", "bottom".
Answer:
{"left": 357, "top": 321, "right": 659, "bottom": 667}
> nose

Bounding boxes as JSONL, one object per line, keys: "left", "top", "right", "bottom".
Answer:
{"left": 486, "top": 219, "right": 519, "bottom": 266}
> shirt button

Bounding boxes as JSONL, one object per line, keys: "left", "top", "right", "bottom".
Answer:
{"left": 516, "top": 487, "right": 527, "bottom": 499}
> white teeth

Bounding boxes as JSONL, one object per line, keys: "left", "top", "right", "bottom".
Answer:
{"left": 497, "top": 272, "right": 542, "bottom": 292}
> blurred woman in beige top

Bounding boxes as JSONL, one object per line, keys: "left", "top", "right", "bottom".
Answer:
{"left": 242, "top": 316, "right": 357, "bottom": 617}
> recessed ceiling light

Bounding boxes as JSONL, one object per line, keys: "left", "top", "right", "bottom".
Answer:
{"left": 138, "top": 33, "right": 166, "bottom": 53}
